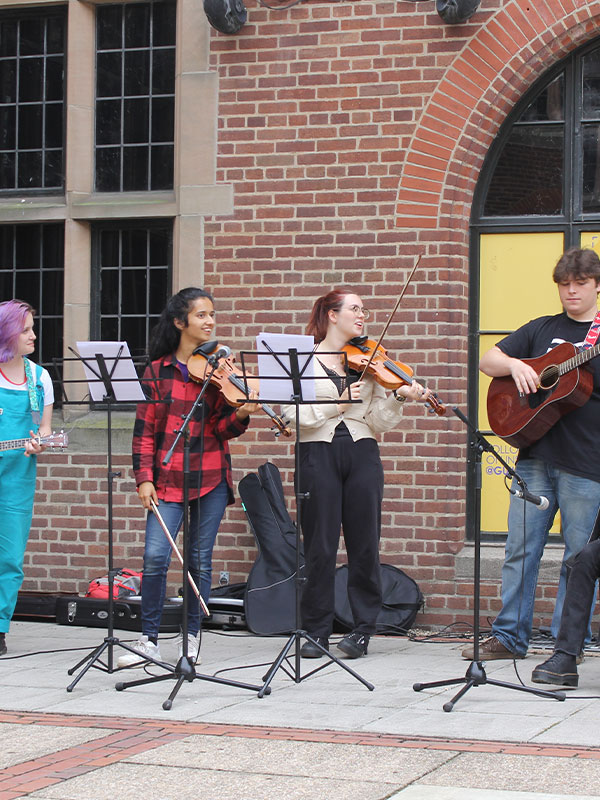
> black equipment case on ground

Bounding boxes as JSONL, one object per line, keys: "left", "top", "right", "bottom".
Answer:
{"left": 239, "top": 461, "right": 304, "bottom": 635}
{"left": 54, "top": 596, "right": 182, "bottom": 633}
{"left": 334, "top": 563, "right": 424, "bottom": 635}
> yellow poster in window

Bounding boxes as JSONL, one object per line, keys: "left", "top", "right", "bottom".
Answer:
{"left": 479, "top": 232, "right": 564, "bottom": 535}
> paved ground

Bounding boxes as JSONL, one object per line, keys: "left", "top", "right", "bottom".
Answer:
{"left": 2, "top": 619, "right": 600, "bottom": 799}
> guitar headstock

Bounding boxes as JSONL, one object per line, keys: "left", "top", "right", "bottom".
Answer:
{"left": 39, "top": 430, "right": 69, "bottom": 449}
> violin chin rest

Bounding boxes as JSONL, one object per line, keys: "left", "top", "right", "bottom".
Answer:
{"left": 193, "top": 340, "right": 218, "bottom": 356}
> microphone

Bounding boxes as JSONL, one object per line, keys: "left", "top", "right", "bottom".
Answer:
{"left": 508, "top": 486, "right": 550, "bottom": 510}
{"left": 207, "top": 345, "right": 232, "bottom": 365}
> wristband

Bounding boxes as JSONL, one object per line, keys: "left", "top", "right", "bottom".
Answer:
{"left": 393, "top": 390, "right": 406, "bottom": 403}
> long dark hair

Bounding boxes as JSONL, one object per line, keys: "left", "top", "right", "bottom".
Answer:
{"left": 306, "top": 288, "right": 353, "bottom": 343}
{"left": 148, "top": 287, "right": 213, "bottom": 360}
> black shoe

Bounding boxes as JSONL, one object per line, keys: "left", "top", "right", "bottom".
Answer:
{"left": 337, "top": 632, "right": 369, "bottom": 658}
{"left": 531, "top": 651, "right": 578, "bottom": 687}
{"left": 0, "top": 633, "right": 6, "bottom": 657}
{"left": 300, "top": 636, "right": 329, "bottom": 658}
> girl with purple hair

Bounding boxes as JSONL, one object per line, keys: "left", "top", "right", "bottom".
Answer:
{"left": 0, "top": 300, "right": 54, "bottom": 657}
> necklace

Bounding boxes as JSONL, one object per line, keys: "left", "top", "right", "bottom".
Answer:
{"left": 0, "top": 365, "right": 26, "bottom": 385}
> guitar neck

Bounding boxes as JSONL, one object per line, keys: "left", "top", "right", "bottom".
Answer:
{"left": 0, "top": 437, "right": 36, "bottom": 451}
{"left": 561, "top": 341, "right": 600, "bottom": 375}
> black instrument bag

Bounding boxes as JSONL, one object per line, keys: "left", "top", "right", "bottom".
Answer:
{"left": 334, "top": 563, "right": 424, "bottom": 635}
{"left": 240, "top": 461, "right": 304, "bottom": 635}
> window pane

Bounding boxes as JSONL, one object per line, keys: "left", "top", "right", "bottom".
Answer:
{"left": 152, "top": 3, "right": 175, "bottom": 46}
{"left": 97, "top": 52, "right": 122, "bottom": 98}
{"left": 521, "top": 74, "right": 564, "bottom": 122}
{"left": 96, "top": 99, "right": 122, "bottom": 146}
{"left": 18, "top": 105, "right": 43, "bottom": 148}
{"left": 583, "top": 50, "right": 600, "bottom": 119}
{"left": 45, "top": 103, "right": 62, "bottom": 148}
{"left": 20, "top": 18, "right": 44, "bottom": 56}
{"left": 44, "top": 150, "right": 62, "bottom": 187}
{"left": 18, "top": 151, "right": 43, "bottom": 188}
{"left": 46, "top": 55, "right": 64, "bottom": 101}
{"left": 582, "top": 124, "right": 600, "bottom": 213}
{"left": 0, "top": 20, "right": 17, "bottom": 57}
{"left": 97, "top": 6, "right": 122, "bottom": 51}
{"left": 123, "top": 146, "right": 148, "bottom": 191}
{"left": 96, "top": 148, "right": 121, "bottom": 191}
{"left": 124, "top": 4, "right": 150, "bottom": 48}
{"left": 19, "top": 57, "right": 43, "bottom": 102}
{"left": 0, "top": 59, "right": 16, "bottom": 103}
{"left": 100, "top": 268, "right": 119, "bottom": 313}
{"left": 150, "top": 145, "right": 173, "bottom": 190}
{"left": 151, "top": 97, "right": 174, "bottom": 142}
{"left": 152, "top": 49, "right": 174, "bottom": 95}
{"left": 0, "top": 108, "right": 16, "bottom": 148}
{"left": 124, "top": 50, "right": 149, "bottom": 96}
{"left": 484, "top": 125, "right": 563, "bottom": 216}
{"left": 123, "top": 98, "right": 149, "bottom": 143}
{"left": 123, "top": 269, "right": 148, "bottom": 313}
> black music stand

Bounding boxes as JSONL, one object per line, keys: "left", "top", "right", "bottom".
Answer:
{"left": 247, "top": 337, "right": 374, "bottom": 698}
{"left": 413, "top": 406, "right": 565, "bottom": 711}
{"left": 113, "top": 349, "right": 267, "bottom": 708}
{"left": 60, "top": 343, "right": 168, "bottom": 691}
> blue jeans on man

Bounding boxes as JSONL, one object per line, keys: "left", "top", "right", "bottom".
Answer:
{"left": 492, "top": 458, "right": 600, "bottom": 656}
{"left": 140, "top": 481, "right": 229, "bottom": 640}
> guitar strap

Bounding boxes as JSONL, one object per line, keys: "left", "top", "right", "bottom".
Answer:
{"left": 582, "top": 310, "right": 600, "bottom": 350}
{"left": 23, "top": 358, "right": 41, "bottom": 426}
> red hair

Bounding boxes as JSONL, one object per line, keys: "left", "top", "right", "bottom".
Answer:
{"left": 306, "top": 289, "right": 354, "bottom": 343}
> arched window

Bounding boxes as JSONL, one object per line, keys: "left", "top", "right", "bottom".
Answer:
{"left": 470, "top": 39, "right": 600, "bottom": 540}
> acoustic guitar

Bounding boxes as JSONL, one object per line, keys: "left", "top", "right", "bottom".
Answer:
{"left": 0, "top": 431, "right": 68, "bottom": 452}
{"left": 487, "top": 341, "right": 600, "bottom": 449}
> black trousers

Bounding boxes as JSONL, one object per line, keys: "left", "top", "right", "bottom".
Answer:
{"left": 555, "top": 539, "right": 600, "bottom": 656}
{"left": 297, "top": 435, "right": 384, "bottom": 638}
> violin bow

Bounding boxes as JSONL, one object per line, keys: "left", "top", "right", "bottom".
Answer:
{"left": 358, "top": 254, "right": 422, "bottom": 382}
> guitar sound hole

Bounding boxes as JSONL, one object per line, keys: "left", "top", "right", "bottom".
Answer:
{"left": 539, "top": 365, "right": 559, "bottom": 390}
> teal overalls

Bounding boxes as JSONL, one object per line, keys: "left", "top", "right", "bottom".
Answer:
{"left": 0, "top": 361, "right": 44, "bottom": 633}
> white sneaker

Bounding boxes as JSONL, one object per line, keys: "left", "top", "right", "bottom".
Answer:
{"left": 176, "top": 632, "right": 201, "bottom": 664}
{"left": 117, "top": 636, "right": 162, "bottom": 668}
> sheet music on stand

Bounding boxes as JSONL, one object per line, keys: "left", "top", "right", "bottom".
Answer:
{"left": 75, "top": 341, "right": 146, "bottom": 402}
{"left": 256, "top": 332, "right": 316, "bottom": 403}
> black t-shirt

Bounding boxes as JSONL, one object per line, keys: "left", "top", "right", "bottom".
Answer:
{"left": 496, "top": 312, "right": 600, "bottom": 481}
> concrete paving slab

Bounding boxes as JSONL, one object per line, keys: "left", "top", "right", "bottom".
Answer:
{"left": 0, "top": 723, "right": 115, "bottom": 768}
{"left": 21, "top": 761, "right": 415, "bottom": 800}
{"left": 416, "top": 752, "right": 600, "bottom": 795}
{"left": 129, "top": 734, "right": 457, "bottom": 779}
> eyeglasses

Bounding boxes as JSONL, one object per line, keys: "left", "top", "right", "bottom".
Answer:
{"left": 343, "top": 304, "right": 371, "bottom": 320}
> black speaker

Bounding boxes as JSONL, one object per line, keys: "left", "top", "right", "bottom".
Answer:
{"left": 203, "top": 0, "right": 247, "bottom": 34}
{"left": 436, "top": 0, "right": 480, "bottom": 24}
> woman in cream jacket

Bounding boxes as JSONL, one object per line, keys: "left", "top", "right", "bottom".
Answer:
{"left": 283, "top": 289, "right": 431, "bottom": 660}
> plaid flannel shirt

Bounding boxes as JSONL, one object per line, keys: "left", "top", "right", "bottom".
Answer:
{"left": 132, "top": 355, "right": 249, "bottom": 503}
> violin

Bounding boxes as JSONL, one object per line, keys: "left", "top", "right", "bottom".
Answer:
{"left": 187, "top": 344, "right": 292, "bottom": 438}
{"left": 342, "top": 336, "right": 446, "bottom": 417}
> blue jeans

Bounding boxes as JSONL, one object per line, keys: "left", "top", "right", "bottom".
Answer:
{"left": 492, "top": 458, "right": 600, "bottom": 656}
{"left": 140, "top": 481, "right": 229, "bottom": 639}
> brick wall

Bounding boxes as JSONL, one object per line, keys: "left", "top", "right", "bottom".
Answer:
{"left": 20, "top": 0, "right": 600, "bottom": 634}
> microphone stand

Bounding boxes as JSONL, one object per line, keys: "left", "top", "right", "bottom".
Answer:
{"left": 115, "top": 352, "right": 269, "bottom": 708}
{"left": 413, "top": 407, "right": 565, "bottom": 711}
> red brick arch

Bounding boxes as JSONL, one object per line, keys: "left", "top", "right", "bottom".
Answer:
{"left": 395, "top": 0, "right": 600, "bottom": 233}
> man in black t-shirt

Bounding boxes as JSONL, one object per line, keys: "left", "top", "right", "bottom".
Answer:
{"left": 462, "top": 247, "right": 600, "bottom": 663}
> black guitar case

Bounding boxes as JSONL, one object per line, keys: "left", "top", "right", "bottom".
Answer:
{"left": 334, "top": 563, "right": 424, "bottom": 635}
{"left": 240, "top": 461, "right": 304, "bottom": 635}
